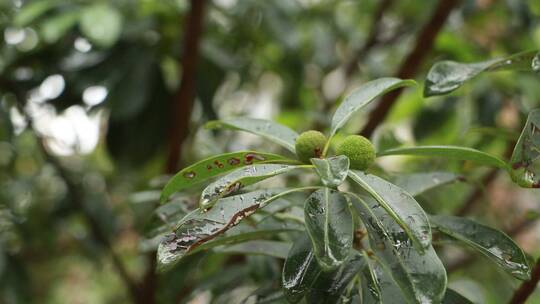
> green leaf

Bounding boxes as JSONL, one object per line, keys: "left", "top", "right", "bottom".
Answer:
{"left": 509, "top": 109, "right": 540, "bottom": 188}
{"left": 305, "top": 252, "right": 366, "bottom": 304}
{"left": 282, "top": 235, "right": 322, "bottom": 303}
{"left": 330, "top": 78, "right": 416, "bottom": 138}
{"left": 79, "top": 3, "right": 123, "bottom": 48}
{"left": 206, "top": 118, "right": 299, "bottom": 153}
{"left": 14, "top": 0, "right": 59, "bottom": 26}
{"left": 378, "top": 145, "right": 510, "bottom": 170}
{"left": 348, "top": 194, "right": 447, "bottom": 303}
{"left": 304, "top": 188, "right": 353, "bottom": 270}
{"left": 359, "top": 253, "right": 383, "bottom": 304}
{"left": 311, "top": 155, "right": 350, "bottom": 188}
{"left": 430, "top": 215, "right": 530, "bottom": 280}
{"left": 348, "top": 171, "right": 431, "bottom": 250}
{"left": 282, "top": 235, "right": 364, "bottom": 304}
{"left": 393, "top": 172, "right": 462, "bottom": 197}
{"left": 157, "top": 188, "right": 310, "bottom": 270}
{"left": 425, "top": 50, "right": 539, "bottom": 97}
{"left": 40, "top": 11, "right": 79, "bottom": 43}
{"left": 442, "top": 289, "right": 474, "bottom": 304}
{"left": 160, "top": 151, "right": 291, "bottom": 203}
{"left": 216, "top": 240, "right": 292, "bottom": 259}
{"left": 200, "top": 164, "right": 308, "bottom": 209}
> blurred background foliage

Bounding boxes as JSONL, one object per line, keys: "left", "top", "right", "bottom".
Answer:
{"left": 1, "top": 0, "right": 540, "bottom": 303}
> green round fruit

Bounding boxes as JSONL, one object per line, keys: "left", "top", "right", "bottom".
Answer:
{"left": 295, "top": 130, "right": 327, "bottom": 163}
{"left": 336, "top": 135, "right": 375, "bottom": 170}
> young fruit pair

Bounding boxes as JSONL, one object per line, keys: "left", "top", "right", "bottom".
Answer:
{"left": 295, "top": 130, "right": 375, "bottom": 170}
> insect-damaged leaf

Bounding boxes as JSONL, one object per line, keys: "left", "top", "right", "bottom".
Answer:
{"left": 348, "top": 194, "right": 447, "bottom": 303}
{"left": 206, "top": 118, "right": 299, "bottom": 153}
{"left": 311, "top": 155, "right": 350, "bottom": 188}
{"left": 430, "top": 215, "right": 530, "bottom": 280}
{"left": 304, "top": 188, "right": 354, "bottom": 270}
{"left": 424, "top": 50, "right": 539, "bottom": 97}
{"left": 330, "top": 78, "right": 416, "bottom": 138}
{"left": 509, "top": 109, "right": 540, "bottom": 188}
{"left": 157, "top": 188, "right": 307, "bottom": 270}
{"left": 160, "top": 151, "right": 290, "bottom": 203}
{"left": 348, "top": 171, "right": 431, "bottom": 251}
{"left": 199, "top": 164, "right": 305, "bottom": 209}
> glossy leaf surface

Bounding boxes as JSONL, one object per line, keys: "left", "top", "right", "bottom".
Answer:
{"left": 330, "top": 78, "right": 416, "bottom": 137}
{"left": 206, "top": 118, "right": 299, "bottom": 153}
{"left": 425, "top": 50, "right": 539, "bottom": 96}
{"left": 509, "top": 109, "right": 540, "bottom": 188}
{"left": 306, "top": 252, "right": 366, "bottom": 304}
{"left": 199, "top": 164, "right": 303, "bottom": 209}
{"left": 393, "top": 172, "right": 461, "bottom": 196}
{"left": 378, "top": 146, "right": 510, "bottom": 170}
{"left": 304, "top": 188, "right": 353, "bottom": 270}
{"left": 430, "top": 215, "right": 530, "bottom": 280}
{"left": 349, "top": 194, "right": 447, "bottom": 303}
{"left": 311, "top": 155, "right": 350, "bottom": 188}
{"left": 160, "top": 151, "right": 290, "bottom": 203}
{"left": 282, "top": 235, "right": 321, "bottom": 303}
{"left": 348, "top": 171, "right": 431, "bottom": 250}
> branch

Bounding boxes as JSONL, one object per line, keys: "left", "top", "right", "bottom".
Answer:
{"left": 165, "top": 0, "right": 207, "bottom": 174}
{"left": 360, "top": 0, "right": 461, "bottom": 137}
{"left": 509, "top": 258, "right": 540, "bottom": 304}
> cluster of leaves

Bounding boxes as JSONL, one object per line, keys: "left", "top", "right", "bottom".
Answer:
{"left": 157, "top": 50, "right": 540, "bottom": 304}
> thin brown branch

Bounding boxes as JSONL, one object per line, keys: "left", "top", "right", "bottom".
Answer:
{"left": 509, "top": 257, "right": 540, "bottom": 304}
{"left": 165, "top": 0, "right": 207, "bottom": 174}
{"left": 361, "top": 0, "right": 461, "bottom": 137}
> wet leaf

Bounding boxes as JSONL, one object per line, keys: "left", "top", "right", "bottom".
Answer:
{"left": 359, "top": 253, "right": 383, "bottom": 304}
{"left": 509, "top": 109, "right": 540, "bottom": 188}
{"left": 306, "top": 252, "right": 366, "bottom": 304}
{"left": 378, "top": 146, "right": 510, "bottom": 170}
{"left": 80, "top": 3, "right": 123, "bottom": 48}
{"left": 216, "top": 240, "right": 292, "bottom": 259}
{"left": 330, "top": 78, "right": 416, "bottom": 138}
{"left": 199, "top": 164, "right": 306, "bottom": 209}
{"left": 430, "top": 215, "right": 530, "bottom": 280}
{"left": 425, "top": 50, "right": 539, "bottom": 97}
{"left": 157, "top": 189, "right": 308, "bottom": 270}
{"left": 282, "top": 235, "right": 322, "bottom": 303}
{"left": 206, "top": 118, "right": 299, "bottom": 153}
{"left": 348, "top": 194, "right": 447, "bottom": 303}
{"left": 304, "top": 188, "right": 353, "bottom": 270}
{"left": 160, "top": 151, "right": 291, "bottom": 203}
{"left": 282, "top": 235, "right": 364, "bottom": 304}
{"left": 442, "top": 289, "right": 474, "bottom": 304}
{"left": 393, "top": 172, "right": 461, "bottom": 197}
{"left": 311, "top": 155, "right": 350, "bottom": 188}
{"left": 348, "top": 171, "right": 431, "bottom": 251}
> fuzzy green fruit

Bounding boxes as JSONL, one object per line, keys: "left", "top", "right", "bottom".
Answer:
{"left": 336, "top": 135, "right": 375, "bottom": 170}
{"left": 295, "top": 130, "right": 327, "bottom": 163}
